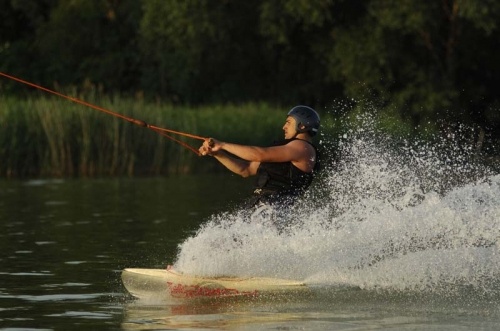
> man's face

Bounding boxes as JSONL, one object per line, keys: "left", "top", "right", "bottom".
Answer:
{"left": 283, "top": 116, "right": 298, "bottom": 139}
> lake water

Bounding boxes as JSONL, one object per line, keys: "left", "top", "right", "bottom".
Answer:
{"left": 2, "top": 125, "right": 500, "bottom": 330}
{"left": 0, "top": 175, "right": 251, "bottom": 330}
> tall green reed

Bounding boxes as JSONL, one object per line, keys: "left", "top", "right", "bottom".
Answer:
{"left": 1, "top": 95, "right": 289, "bottom": 178}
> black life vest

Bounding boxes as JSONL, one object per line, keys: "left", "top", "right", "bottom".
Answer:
{"left": 251, "top": 138, "right": 318, "bottom": 205}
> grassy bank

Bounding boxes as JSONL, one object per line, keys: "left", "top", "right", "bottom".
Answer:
{"left": 3, "top": 95, "right": 496, "bottom": 179}
{"left": 1, "top": 95, "right": 295, "bottom": 178}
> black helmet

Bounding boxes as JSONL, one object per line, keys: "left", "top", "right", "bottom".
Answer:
{"left": 287, "top": 105, "right": 320, "bottom": 136}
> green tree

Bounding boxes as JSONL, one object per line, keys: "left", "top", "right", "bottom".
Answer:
{"left": 0, "top": 0, "right": 56, "bottom": 85}
{"left": 139, "top": 0, "right": 346, "bottom": 104}
{"left": 34, "top": 0, "right": 142, "bottom": 92}
{"left": 327, "top": 0, "right": 500, "bottom": 136}
{"left": 257, "top": 0, "right": 346, "bottom": 104}
{"left": 140, "top": 0, "right": 270, "bottom": 103}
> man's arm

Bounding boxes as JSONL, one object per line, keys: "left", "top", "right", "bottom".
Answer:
{"left": 202, "top": 138, "right": 315, "bottom": 173}
{"left": 211, "top": 151, "right": 260, "bottom": 178}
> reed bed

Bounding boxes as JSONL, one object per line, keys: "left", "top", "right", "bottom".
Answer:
{"left": 1, "top": 95, "right": 295, "bottom": 178}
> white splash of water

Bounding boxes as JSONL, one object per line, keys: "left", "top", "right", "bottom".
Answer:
{"left": 174, "top": 113, "right": 500, "bottom": 294}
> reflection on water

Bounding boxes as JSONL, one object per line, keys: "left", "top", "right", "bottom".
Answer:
{"left": 121, "top": 289, "right": 500, "bottom": 331}
{"left": 123, "top": 300, "right": 313, "bottom": 330}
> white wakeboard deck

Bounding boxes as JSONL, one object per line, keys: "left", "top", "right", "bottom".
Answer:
{"left": 122, "top": 267, "right": 308, "bottom": 300}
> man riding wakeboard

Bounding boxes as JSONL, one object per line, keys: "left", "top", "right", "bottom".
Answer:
{"left": 199, "top": 105, "right": 320, "bottom": 209}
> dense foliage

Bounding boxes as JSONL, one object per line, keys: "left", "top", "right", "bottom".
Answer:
{"left": 1, "top": 0, "right": 500, "bottom": 153}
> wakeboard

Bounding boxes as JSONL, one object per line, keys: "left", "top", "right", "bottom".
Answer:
{"left": 122, "top": 266, "right": 308, "bottom": 300}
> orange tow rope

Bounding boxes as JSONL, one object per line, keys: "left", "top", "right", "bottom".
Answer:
{"left": 0, "top": 72, "right": 207, "bottom": 155}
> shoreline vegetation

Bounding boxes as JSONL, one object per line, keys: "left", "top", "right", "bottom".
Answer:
{"left": 2, "top": 95, "right": 498, "bottom": 179}
{"left": 0, "top": 96, "right": 306, "bottom": 178}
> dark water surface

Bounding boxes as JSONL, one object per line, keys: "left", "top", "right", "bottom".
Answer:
{"left": 1, "top": 176, "right": 499, "bottom": 330}
{"left": 0, "top": 176, "right": 250, "bottom": 330}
